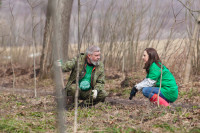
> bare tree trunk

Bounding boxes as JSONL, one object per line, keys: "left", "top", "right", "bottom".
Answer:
{"left": 40, "top": 0, "right": 73, "bottom": 79}
{"left": 128, "top": 11, "right": 136, "bottom": 71}
{"left": 184, "top": 16, "right": 200, "bottom": 84}
{"left": 60, "top": 0, "right": 74, "bottom": 62}
{"left": 74, "top": 1, "right": 80, "bottom": 132}
{"left": 197, "top": 32, "right": 200, "bottom": 74}
{"left": 51, "top": 0, "right": 66, "bottom": 132}
{"left": 26, "top": 0, "right": 39, "bottom": 98}
{"left": 8, "top": 1, "right": 16, "bottom": 90}
{"left": 39, "top": 1, "right": 53, "bottom": 79}
{"left": 157, "top": 63, "right": 163, "bottom": 107}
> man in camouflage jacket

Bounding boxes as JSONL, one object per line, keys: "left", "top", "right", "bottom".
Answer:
{"left": 62, "top": 45, "right": 108, "bottom": 106}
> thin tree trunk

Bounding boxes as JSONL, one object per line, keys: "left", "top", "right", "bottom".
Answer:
{"left": 184, "top": 16, "right": 200, "bottom": 84}
{"left": 197, "top": 32, "right": 200, "bottom": 74}
{"left": 27, "top": 0, "right": 37, "bottom": 98}
{"left": 51, "top": 0, "right": 66, "bottom": 132}
{"left": 61, "top": 0, "right": 73, "bottom": 62}
{"left": 8, "top": 1, "right": 16, "bottom": 91}
{"left": 74, "top": 0, "right": 80, "bottom": 132}
{"left": 39, "top": 1, "right": 53, "bottom": 79}
{"left": 157, "top": 63, "right": 163, "bottom": 107}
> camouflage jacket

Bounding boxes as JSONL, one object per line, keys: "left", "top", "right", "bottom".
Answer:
{"left": 62, "top": 53, "right": 105, "bottom": 91}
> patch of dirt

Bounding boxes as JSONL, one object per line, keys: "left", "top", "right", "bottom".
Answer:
{"left": 120, "top": 76, "right": 137, "bottom": 88}
{"left": 106, "top": 74, "right": 121, "bottom": 80}
{"left": 0, "top": 64, "right": 54, "bottom": 91}
{"left": 29, "top": 68, "right": 40, "bottom": 78}
{"left": 106, "top": 97, "right": 148, "bottom": 106}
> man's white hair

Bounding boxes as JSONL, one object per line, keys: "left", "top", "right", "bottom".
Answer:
{"left": 86, "top": 45, "right": 100, "bottom": 55}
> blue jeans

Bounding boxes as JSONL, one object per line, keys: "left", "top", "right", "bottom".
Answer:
{"left": 142, "top": 87, "right": 171, "bottom": 103}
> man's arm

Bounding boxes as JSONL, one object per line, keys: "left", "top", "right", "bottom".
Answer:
{"left": 93, "top": 62, "right": 105, "bottom": 91}
{"left": 61, "top": 56, "right": 77, "bottom": 72}
{"left": 94, "top": 71, "right": 105, "bottom": 91}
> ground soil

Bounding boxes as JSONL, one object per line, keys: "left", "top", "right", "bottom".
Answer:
{"left": 0, "top": 64, "right": 199, "bottom": 132}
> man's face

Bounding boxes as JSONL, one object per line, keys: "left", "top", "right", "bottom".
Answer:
{"left": 88, "top": 51, "right": 101, "bottom": 66}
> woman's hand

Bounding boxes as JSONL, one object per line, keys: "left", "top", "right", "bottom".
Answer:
{"left": 129, "top": 87, "right": 138, "bottom": 100}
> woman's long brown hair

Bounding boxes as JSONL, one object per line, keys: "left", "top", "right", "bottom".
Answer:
{"left": 143, "top": 48, "right": 161, "bottom": 74}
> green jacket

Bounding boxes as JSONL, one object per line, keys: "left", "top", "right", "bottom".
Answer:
{"left": 62, "top": 53, "right": 105, "bottom": 91}
{"left": 147, "top": 62, "right": 178, "bottom": 102}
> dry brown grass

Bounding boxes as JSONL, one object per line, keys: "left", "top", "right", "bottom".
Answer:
{"left": 0, "top": 69, "right": 199, "bottom": 132}
{"left": 0, "top": 46, "right": 42, "bottom": 67}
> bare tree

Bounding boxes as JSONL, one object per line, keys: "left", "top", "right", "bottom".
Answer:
{"left": 39, "top": 0, "right": 53, "bottom": 79}
{"left": 184, "top": 16, "right": 200, "bottom": 84}
{"left": 60, "top": 0, "right": 73, "bottom": 62}
{"left": 8, "top": 0, "right": 16, "bottom": 90}
{"left": 197, "top": 32, "right": 200, "bottom": 74}
{"left": 27, "top": 0, "right": 43, "bottom": 97}
{"left": 74, "top": 1, "right": 80, "bottom": 132}
{"left": 51, "top": 0, "right": 66, "bottom": 132}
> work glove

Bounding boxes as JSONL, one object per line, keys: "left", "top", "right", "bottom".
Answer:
{"left": 92, "top": 90, "right": 98, "bottom": 99}
{"left": 56, "top": 59, "right": 63, "bottom": 67}
{"left": 129, "top": 87, "right": 138, "bottom": 100}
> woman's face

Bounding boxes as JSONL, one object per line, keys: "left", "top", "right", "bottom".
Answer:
{"left": 142, "top": 50, "right": 149, "bottom": 63}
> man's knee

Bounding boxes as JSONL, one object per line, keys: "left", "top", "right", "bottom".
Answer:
{"left": 66, "top": 84, "right": 76, "bottom": 96}
{"left": 97, "top": 90, "right": 108, "bottom": 102}
{"left": 79, "top": 90, "right": 91, "bottom": 100}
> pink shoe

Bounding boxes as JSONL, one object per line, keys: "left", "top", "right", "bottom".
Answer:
{"left": 150, "top": 94, "right": 169, "bottom": 107}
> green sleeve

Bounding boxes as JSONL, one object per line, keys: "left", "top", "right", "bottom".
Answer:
{"left": 147, "top": 63, "right": 161, "bottom": 81}
{"left": 94, "top": 65, "right": 105, "bottom": 91}
{"left": 95, "top": 73, "right": 105, "bottom": 91}
{"left": 61, "top": 56, "right": 77, "bottom": 72}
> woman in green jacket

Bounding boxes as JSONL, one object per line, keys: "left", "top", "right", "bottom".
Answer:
{"left": 129, "top": 48, "right": 178, "bottom": 106}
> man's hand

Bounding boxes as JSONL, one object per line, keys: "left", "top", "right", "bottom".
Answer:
{"left": 129, "top": 87, "right": 138, "bottom": 100}
{"left": 92, "top": 90, "right": 98, "bottom": 99}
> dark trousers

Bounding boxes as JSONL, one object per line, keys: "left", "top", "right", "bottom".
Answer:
{"left": 66, "top": 84, "right": 107, "bottom": 105}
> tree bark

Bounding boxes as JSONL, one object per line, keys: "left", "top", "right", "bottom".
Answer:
{"left": 60, "top": 0, "right": 74, "bottom": 62}
{"left": 40, "top": 0, "right": 74, "bottom": 79}
{"left": 51, "top": 0, "right": 66, "bottom": 132}
{"left": 74, "top": 1, "right": 80, "bottom": 132}
{"left": 39, "top": 1, "right": 53, "bottom": 79}
{"left": 184, "top": 16, "right": 200, "bottom": 84}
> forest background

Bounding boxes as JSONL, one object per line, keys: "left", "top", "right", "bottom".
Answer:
{"left": 0, "top": 0, "right": 199, "bottom": 132}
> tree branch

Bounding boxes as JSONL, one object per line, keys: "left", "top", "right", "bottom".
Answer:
{"left": 177, "top": 0, "right": 200, "bottom": 13}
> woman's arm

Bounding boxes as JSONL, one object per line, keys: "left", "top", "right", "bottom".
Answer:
{"left": 135, "top": 78, "right": 156, "bottom": 90}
